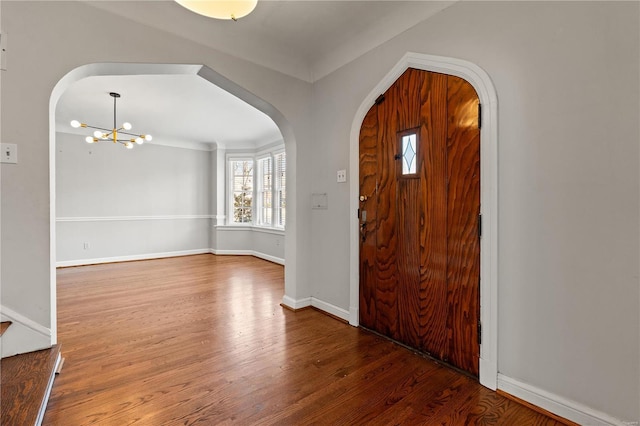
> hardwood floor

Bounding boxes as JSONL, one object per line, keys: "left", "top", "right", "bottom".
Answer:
{"left": 2, "top": 345, "right": 61, "bottom": 425}
{"left": 45, "top": 254, "right": 565, "bottom": 425}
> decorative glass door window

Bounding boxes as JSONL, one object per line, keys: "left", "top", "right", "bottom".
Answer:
{"left": 398, "top": 129, "right": 419, "bottom": 177}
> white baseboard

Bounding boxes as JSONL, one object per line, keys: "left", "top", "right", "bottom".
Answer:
{"left": 498, "top": 374, "right": 634, "bottom": 426}
{"left": 56, "top": 249, "right": 212, "bottom": 267}
{"left": 58, "top": 249, "right": 285, "bottom": 268}
{"left": 1, "top": 306, "right": 52, "bottom": 358}
{"left": 1, "top": 305, "right": 51, "bottom": 338}
{"left": 311, "top": 298, "right": 350, "bottom": 322}
{"left": 211, "top": 249, "right": 284, "bottom": 265}
{"left": 281, "top": 295, "right": 312, "bottom": 310}
{"left": 280, "top": 296, "right": 350, "bottom": 322}
{"left": 56, "top": 215, "right": 213, "bottom": 222}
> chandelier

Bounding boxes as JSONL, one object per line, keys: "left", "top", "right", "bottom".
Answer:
{"left": 70, "top": 92, "right": 152, "bottom": 150}
{"left": 175, "top": 0, "right": 258, "bottom": 21}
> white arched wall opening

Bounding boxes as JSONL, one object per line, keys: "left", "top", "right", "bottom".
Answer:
{"left": 49, "top": 62, "right": 298, "bottom": 348}
{"left": 348, "top": 52, "right": 499, "bottom": 389}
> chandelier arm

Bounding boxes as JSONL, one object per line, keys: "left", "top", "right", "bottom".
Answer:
{"left": 92, "top": 139, "right": 129, "bottom": 144}
{"left": 82, "top": 124, "right": 113, "bottom": 133}
{"left": 118, "top": 131, "right": 146, "bottom": 137}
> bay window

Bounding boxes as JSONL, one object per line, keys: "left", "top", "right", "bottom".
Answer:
{"left": 228, "top": 150, "right": 285, "bottom": 228}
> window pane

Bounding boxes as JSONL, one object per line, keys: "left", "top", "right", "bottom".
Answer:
{"left": 401, "top": 134, "right": 417, "bottom": 175}
{"left": 230, "top": 160, "right": 253, "bottom": 223}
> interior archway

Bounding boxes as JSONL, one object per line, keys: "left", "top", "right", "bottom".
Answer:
{"left": 49, "top": 62, "right": 298, "bottom": 348}
{"left": 348, "top": 52, "right": 499, "bottom": 389}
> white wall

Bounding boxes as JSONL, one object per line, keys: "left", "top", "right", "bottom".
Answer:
{"left": 1, "top": 1, "right": 638, "bottom": 424}
{"left": 213, "top": 227, "right": 284, "bottom": 264}
{"left": 56, "top": 132, "right": 211, "bottom": 264}
{"left": 56, "top": 130, "right": 285, "bottom": 266}
{"left": 309, "top": 1, "right": 639, "bottom": 423}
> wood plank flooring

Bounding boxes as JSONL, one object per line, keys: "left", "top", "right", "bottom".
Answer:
{"left": 2, "top": 345, "right": 61, "bottom": 425}
{"left": 45, "top": 254, "right": 565, "bottom": 425}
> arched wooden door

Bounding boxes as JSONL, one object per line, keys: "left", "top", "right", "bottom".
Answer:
{"left": 359, "top": 68, "right": 481, "bottom": 376}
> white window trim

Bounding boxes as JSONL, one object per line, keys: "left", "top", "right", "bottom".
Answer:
{"left": 227, "top": 155, "right": 255, "bottom": 226}
{"left": 226, "top": 147, "right": 285, "bottom": 229}
{"left": 256, "top": 154, "right": 273, "bottom": 227}
{"left": 272, "top": 149, "right": 286, "bottom": 229}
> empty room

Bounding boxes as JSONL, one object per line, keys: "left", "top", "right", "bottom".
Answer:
{"left": 0, "top": 1, "right": 638, "bottom": 425}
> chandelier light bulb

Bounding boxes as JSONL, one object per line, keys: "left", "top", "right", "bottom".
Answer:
{"left": 125, "top": 142, "right": 134, "bottom": 149}
{"left": 122, "top": 122, "right": 132, "bottom": 130}
{"left": 85, "top": 136, "right": 94, "bottom": 143}
{"left": 93, "top": 130, "right": 103, "bottom": 138}
{"left": 70, "top": 120, "right": 81, "bottom": 128}
{"left": 135, "top": 137, "right": 144, "bottom": 145}
{"left": 144, "top": 134, "right": 153, "bottom": 141}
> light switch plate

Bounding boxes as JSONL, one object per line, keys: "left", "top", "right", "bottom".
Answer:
{"left": 1, "top": 143, "right": 17, "bottom": 164}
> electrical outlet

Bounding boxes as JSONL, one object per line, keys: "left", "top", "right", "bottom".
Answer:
{"left": 337, "top": 169, "right": 347, "bottom": 183}
{"left": 83, "top": 242, "right": 90, "bottom": 250}
{"left": 1, "top": 143, "right": 17, "bottom": 164}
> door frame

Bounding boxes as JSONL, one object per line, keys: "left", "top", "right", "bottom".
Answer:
{"left": 348, "top": 52, "right": 498, "bottom": 390}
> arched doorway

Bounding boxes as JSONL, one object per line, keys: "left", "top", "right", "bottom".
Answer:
{"left": 348, "top": 52, "right": 498, "bottom": 389}
{"left": 49, "top": 63, "right": 298, "bottom": 348}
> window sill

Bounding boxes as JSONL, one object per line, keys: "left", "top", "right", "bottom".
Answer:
{"left": 214, "top": 225, "right": 285, "bottom": 235}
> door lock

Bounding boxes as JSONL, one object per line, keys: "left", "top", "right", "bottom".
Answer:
{"left": 360, "top": 222, "right": 367, "bottom": 242}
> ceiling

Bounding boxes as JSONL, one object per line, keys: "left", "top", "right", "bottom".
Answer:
{"left": 85, "top": 1, "right": 455, "bottom": 82}
{"left": 56, "top": 74, "right": 283, "bottom": 148}
{"left": 57, "top": 1, "right": 455, "bottom": 149}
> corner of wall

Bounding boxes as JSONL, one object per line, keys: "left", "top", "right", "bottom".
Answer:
{"left": 1, "top": 306, "right": 52, "bottom": 358}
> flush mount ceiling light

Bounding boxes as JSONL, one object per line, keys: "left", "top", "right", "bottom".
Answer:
{"left": 70, "top": 92, "right": 152, "bottom": 150}
{"left": 175, "top": 0, "right": 258, "bottom": 21}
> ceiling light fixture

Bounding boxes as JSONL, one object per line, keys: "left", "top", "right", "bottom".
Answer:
{"left": 175, "top": 0, "right": 258, "bottom": 21}
{"left": 70, "top": 92, "right": 152, "bottom": 150}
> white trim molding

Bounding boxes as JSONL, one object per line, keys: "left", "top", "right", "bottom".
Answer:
{"left": 349, "top": 52, "right": 499, "bottom": 390}
{"left": 57, "top": 249, "right": 285, "bottom": 268}
{"left": 280, "top": 296, "right": 350, "bottom": 322}
{"left": 215, "top": 225, "right": 285, "bottom": 236}
{"left": 1, "top": 305, "right": 52, "bottom": 358}
{"left": 210, "top": 249, "right": 284, "bottom": 265}
{"left": 498, "top": 375, "right": 635, "bottom": 426}
{"left": 56, "top": 215, "right": 213, "bottom": 222}
{"left": 1, "top": 306, "right": 51, "bottom": 338}
{"left": 56, "top": 249, "right": 212, "bottom": 268}
{"left": 310, "top": 298, "right": 350, "bottom": 322}
{"left": 282, "top": 295, "right": 312, "bottom": 310}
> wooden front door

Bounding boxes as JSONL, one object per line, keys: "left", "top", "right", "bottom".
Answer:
{"left": 359, "top": 68, "right": 481, "bottom": 376}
